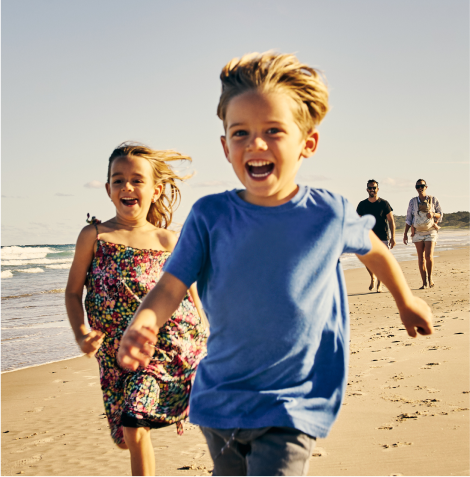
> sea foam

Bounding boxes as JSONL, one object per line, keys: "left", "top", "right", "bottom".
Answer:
{"left": 1, "top": 246, "right": 57, "bottom": 261}
{"left": 16, "top": 268, "right": 44, "bottom": 274}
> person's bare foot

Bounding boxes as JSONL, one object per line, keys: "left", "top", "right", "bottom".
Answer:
{"left": 377, "top": 283, "right": 383, "bottom": 293}
{"left": 419, "top": 283, "right": 428, "bottom": 290}
{"left": 429, "top": 279, "right": 435, "bottom": 288}
{"left": 369, "top": 278, "right": 376, "bottom": 291}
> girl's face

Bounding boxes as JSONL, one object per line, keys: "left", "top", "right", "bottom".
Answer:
{"left": 106, "top": 155, "right": 162, "bottom": 223}
{"left": 221, "top": 90, "right": 318, "bottom": 207}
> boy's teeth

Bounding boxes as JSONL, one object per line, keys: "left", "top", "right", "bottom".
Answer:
{"left": 247, "top": 161, "right": 271, "bottom": 166}
{"left": 246, "top": 161, "right": 274, "bottom": 178}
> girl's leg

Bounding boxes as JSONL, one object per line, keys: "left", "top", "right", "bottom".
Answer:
{"left": 123, "top": 426, "right": 155, "bottom": 476}
{"left": 424, "top": 241, "right": 436, "bottom": 287}
{"left": 414, "top": 241, "right": 427, "bottom": 288}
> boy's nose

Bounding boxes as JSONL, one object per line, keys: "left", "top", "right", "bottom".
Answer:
{"left": 247, "top": 136, "right": 268, "bottom": 151}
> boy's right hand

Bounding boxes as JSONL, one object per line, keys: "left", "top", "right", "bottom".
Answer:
{"left": 117, "top": 326, "right": 158, "bottom": 371}
{"left": 399, "top": 296, "right": 433, "bottom": 337}
{"left": 78, "top": 330, "right": 104, "bottom": 357}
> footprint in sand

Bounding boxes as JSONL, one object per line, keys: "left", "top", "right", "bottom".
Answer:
{"left": 381, "top": 442, "right": 413, "bottom": 449}
{"left": 5, "top": 454, "right": 43, "bottom": 473}
{"left": 311, "top": 447, "right": 327, "bottom": 457}
{"left": 396, "top": 413, "right": 419, "bottom": 422}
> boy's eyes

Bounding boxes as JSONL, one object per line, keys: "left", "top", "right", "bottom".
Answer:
{"left": 233, "top": 130, "right": 248, "bottom": 137}
{"left": 232, "top": 128, "right": 282, "bottom": 137}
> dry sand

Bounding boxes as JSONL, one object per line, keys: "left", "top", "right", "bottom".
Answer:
{"left": 2, "top": 247, "right": 469, "bottom": 476}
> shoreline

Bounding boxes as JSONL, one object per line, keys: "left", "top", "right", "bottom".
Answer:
{"left": 0, "top": 240, "right": 470, "bottom": 375}
{"left": 0, "top": 354, "right": 83, "bottom": 375}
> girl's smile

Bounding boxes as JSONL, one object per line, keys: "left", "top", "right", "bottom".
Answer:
{"left": 121, "top": 197, "right": 139, "bottom": 207}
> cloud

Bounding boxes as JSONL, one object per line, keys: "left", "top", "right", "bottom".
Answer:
{"left": 299, "top": 174, "right": 331, "bottom": 182}
{"left": 55, "top": 193, "right": 74, "bottom": 197}
{"left": 191, "top": 180, "right": 234, "bottom": 188}
{"left": 381, "top": 177, "right": 415, "bottom": 189}
{"left": 430, "top": 162, "right": 469, "bottom": 164}
{"left": 2, "top": 194, "right": 22, "bottom": 198}
{"left": 84, "top": 180, "right": 105, "bottom": 189}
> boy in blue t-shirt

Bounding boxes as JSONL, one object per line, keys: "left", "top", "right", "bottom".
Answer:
{"left": 118, "top": 52, "right": 433, "bottom": 476}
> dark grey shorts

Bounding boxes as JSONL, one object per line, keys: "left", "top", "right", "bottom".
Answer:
{"left": 201, "top": 426, "right": 316, "bottom": 476}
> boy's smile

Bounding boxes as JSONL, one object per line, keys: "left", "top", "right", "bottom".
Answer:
{"left": 221, "top": 90, "right": 319, "bottom": 207}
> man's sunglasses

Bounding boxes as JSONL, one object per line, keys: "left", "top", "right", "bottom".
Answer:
{"left": 367, "top": 187, "right": 377, "bottom": 190}
{"left": 416, "top": 184, "right": 426, "bottom": 189}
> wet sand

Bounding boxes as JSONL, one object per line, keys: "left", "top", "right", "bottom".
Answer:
{"left": 2, "top": 247, "right": 469, "bottom": 476}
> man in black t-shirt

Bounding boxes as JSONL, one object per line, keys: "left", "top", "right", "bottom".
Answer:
{"left": 357, "top": 179, "right": 396, "bottom": 292}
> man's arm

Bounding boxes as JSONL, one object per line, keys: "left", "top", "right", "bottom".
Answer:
{"left": 117, "top": 272, "right": 188, "bottom": 370}
{"left": 386, "top": 211, "right": 396, "bottom": 249}
{"left": 358, "top": 231, "right": 433, "bottom": 337}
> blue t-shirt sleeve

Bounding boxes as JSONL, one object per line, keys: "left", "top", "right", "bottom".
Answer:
{"left": 163, "top": 206, "right": 207, "bottom": 288}
{"left": 342, "top": 197, "right": 375, "bottom": 255}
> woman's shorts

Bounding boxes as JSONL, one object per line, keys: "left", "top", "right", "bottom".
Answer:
{"left": 412, "top": 230, "right": 437, "bottom": 243}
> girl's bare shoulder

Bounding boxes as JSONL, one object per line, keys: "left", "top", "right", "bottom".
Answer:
{"left": 154, "top": 228, "right": 178, "bottom": 252}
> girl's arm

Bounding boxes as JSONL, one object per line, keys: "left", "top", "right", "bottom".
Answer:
{"left": 163, "top": 230, "right": 210, "bottom": 330}
{"left": 117, "top": 271, "right": 188, "bottom": 370}
{"left": 189, "top": 283, "right": 210, "bottom": 332}
{"left": 65, "top": 226, "right": 104, "bottom": 356}
{"left": 358, "top": 231, "right": 433, "bottom": 337}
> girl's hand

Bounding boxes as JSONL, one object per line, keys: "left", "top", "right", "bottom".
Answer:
{"left": 426, "top": 212, "right": 433, "bottom": 219}
{"left": 117, "top": 326, "right": 158, "bottom": 371}
{"left": 78, "top": 330, "right": 105, "bottom": 357}
{"left": 398, "top": 296, "right": 434, "bottom": 337}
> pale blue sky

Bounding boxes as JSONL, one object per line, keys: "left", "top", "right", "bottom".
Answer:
{"left": 2, "top": 0, "right": 469, "bottom": 245}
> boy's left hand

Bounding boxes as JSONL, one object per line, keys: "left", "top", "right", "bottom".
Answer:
{"left": 399, "top": 296, "right": 433, "bottom": 337}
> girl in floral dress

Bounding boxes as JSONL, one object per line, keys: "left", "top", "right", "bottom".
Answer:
{"left": 65, "top": 142, "right": 208, "bottom": 476}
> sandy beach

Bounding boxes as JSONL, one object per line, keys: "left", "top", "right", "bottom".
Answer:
{"left": 2, "top": 247, "right": 468, "bottom": 476}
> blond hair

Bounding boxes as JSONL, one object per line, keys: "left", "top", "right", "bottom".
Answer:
{"left": 217, "top": 51, "right": 329, "bottom": 135}
{"left": 107, "top": 142, "right": 191, "bottom": 229}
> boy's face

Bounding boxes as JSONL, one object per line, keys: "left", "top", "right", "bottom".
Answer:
{"left": 221, "top": 90, "right": 318, "bottom": 207}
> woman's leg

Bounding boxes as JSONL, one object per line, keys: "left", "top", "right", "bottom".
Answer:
{"left": 424, "top": 241, "right": 436, "bottom": 287}
{"left": 414, "top": 241, "right": 427, "bottom": 288}
{"left": 366, "top": 267, "right": 377, "bottom": 291}
{"left": 123, "top": 426, "right": 155, "bottom": 476}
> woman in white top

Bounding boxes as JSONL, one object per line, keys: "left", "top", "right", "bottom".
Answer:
{"left": 403, "top": 179, "right": 443, "bottom": 289}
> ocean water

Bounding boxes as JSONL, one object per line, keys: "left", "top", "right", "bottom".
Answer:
{"left": 2, "top": 230, "right": 469, "bottom": 372}
{"left": 1, "top": 244, "right": 79, "bottom": 372}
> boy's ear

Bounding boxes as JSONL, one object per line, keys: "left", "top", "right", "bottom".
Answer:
{"left": 301, "top": 130, "right": 319, "bottom": 158}
{"left": 220, "top": 136, "right": 232, "bottom": 163}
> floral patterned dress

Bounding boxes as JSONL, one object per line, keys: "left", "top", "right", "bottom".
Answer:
{"left": 85, "top": 239, "right": 207, "bottom": 444}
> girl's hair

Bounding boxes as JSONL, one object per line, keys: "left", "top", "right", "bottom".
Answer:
{"left": 217, "top": 51, "right": 329, "bottom": 135}
{"left": 107, "top": 142, "right": 191, "bottom": 229}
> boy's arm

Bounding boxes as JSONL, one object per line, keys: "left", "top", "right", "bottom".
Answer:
{"left": 117, "top": 272, "right": 188, "bottom": 370}
{"left": 357, "top": 231, "right": 433, "bottom": 337}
